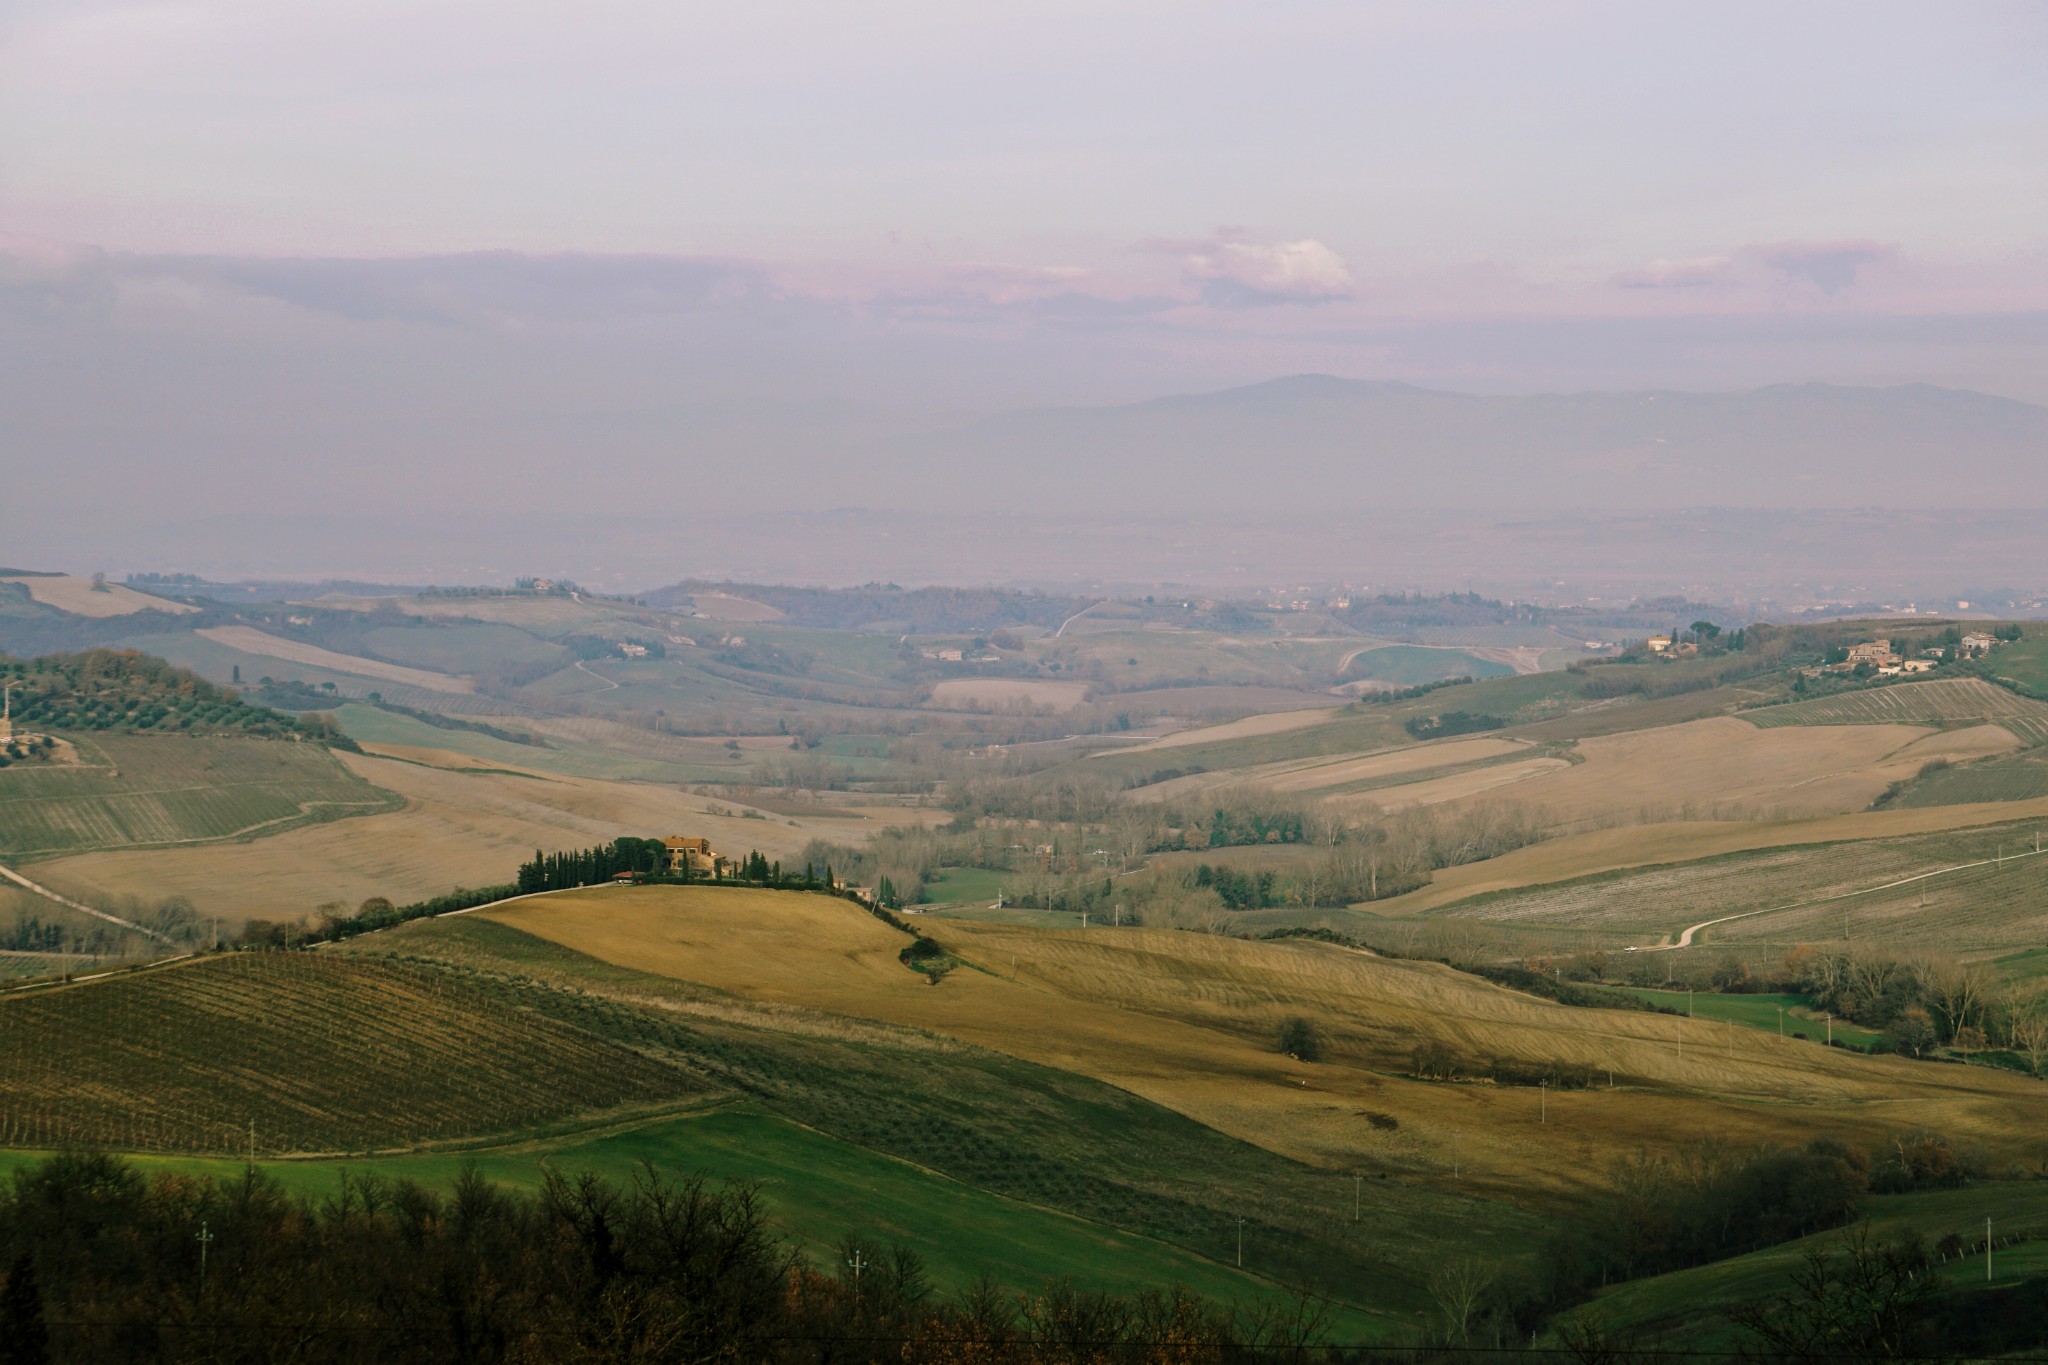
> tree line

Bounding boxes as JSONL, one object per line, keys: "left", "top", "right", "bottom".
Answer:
{"left": 0, "top": 1151, "right": 1329, "bottom": 1365}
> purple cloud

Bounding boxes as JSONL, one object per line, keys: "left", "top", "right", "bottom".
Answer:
{"left": 1146, "top": 229, "right": 1354, "bottom": 308}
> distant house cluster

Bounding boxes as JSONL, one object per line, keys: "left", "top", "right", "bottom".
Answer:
{"left": 1820, "top": 631, "right": 2005, "bottom": 677}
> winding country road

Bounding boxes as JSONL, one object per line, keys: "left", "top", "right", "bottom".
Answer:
{"left": 573, "top": 660, "right": 621, "bottom": 690}
{"left": 1646, "top": 842, "right": 2048, "bottom": 951}
{"left": 0, "top": 863, "right": 171, "bottom": 943}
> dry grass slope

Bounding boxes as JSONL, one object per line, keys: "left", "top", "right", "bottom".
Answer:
{"left": 25, "top": 747, "right": 920, "bottom": 924}
{"left": 483, "top": 887, "right": 2047, "bottom": 1204}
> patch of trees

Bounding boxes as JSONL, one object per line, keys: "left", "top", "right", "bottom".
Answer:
{"left": 516, "top": 838, "right": 676, "bottom": 893}
{"left": 0, "top": 1151, "right": 1330, "bottom": 1365}
{"left": 0, "top": 734, "right": 56, "bottom": 768}
{"left": 1205, "top": 804, "right": 1304, "bottom": 847}
{"left": 1405, "top": 1042, "right": 1593, "bottom": 1089}
{"left": 1544, "top": 1139, "right": 1876, "bottom": 1296}
{"left": 0, "top": 650, "right": 343, "bottom": 745}
{"left": 1347, "top": 675, "right": 1474, "bottom": 707}
{"left": 1276, "top": 1017, "right": 1321, "bottom": 1061}
{"left": 1403, "top": 710, "right": 1505, "bottom": 740}
{"left": 1192, "top": 863, "right": 1278, "bottom": 910}
{"left": 0, "top": 915, "right": 66, "bottom": 952}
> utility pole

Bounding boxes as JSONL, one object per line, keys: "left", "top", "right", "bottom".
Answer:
{"left": 248, "top": 1120, "right": 256, "bottom": 1166}
{"left": 1235, "top": 1216, "right": 1246, "bottom": 1268}
{"left": 847, "top": 1248, "right": 866, "bottom": 1294}
{"left": 1452, "top": 1132, "right": 1461, "bottom": 1180}
{"left": 1988, "top": 1217, "right": 1994, "bottom": 1283}
{"left": 1826, "top": 1014, "right": 1833, "bottom": 1046}
{"left": 1777, "top": 1005, "right": 1784, "bottom": 1036}
{"left": 196, "top": 1220, "right": 214, "bottom": 1297}
{"left": 1353, "top": 1174, "right": 1361, "bottom": 1223}
{"left": 1539, "top": 1081, "right": 1547, "bottom": 1124}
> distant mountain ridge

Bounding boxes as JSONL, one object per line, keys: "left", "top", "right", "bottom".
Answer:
{"left": 920, "top": 376, "right": 2048, "bottom": 512}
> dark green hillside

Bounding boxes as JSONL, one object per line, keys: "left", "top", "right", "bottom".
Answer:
{"left": 1, "top": 649, "right": 347, "bottom": 746}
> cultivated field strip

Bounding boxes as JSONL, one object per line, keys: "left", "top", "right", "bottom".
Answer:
{"left": 0, "top": 735, "right": 398, "bottom": 856}
{"left": 1744, "top": 678, "right": 2048, "bottom": 738}
{"left": 0, "top": 954, "right": 694, "bottom": 1154}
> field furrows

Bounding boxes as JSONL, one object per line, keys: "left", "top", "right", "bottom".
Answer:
{"left": 0, "top": 954, "right": 693, "bottom": 1154}
{"left": 1745, "top": 678, "right": 2048, "bottom": 733}
{"left": 0, "top": 733, "right": 402, "bottom": 856}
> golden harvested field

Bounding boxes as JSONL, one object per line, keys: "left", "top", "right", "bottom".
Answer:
{"left": 1129, "top": 735, "right": 1534, "bottom": 804}
{"left": 1372, "top": 797, "right": 2048, "bottom": 915}
{"left": 1120, "top": 706, "right": 1346, "bottom": 752}
{"left": 196, "top": 626, "right": 474, "bottom": 692}
{"left": 1333, "top": 755, "right": 1572, "bottom": 810}
{"left": 2, "top": 575, "right": 198, "bottom": 618}
{"left": 482, "top": 887, "right": 2046, "bottom": 1202}
{"left": 927, "top": 678, "right": 1092, "bottom": 710}
{"left": 26, "top": 748, "right": 903, "bottom": 924}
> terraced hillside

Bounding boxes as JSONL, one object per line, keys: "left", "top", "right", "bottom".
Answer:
{"left": 0, "top": 732, "right": 399, "bottom": 856}
{"left": 1744, "top": 677, "right": 2048, "bottom": 742}
{"left": 0, "top": 952, "right": 696, "bottom": 1153}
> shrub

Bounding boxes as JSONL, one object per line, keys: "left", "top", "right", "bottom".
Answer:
{"left": 1277, "top": 1017, "right": 1322, "bottom": 1062}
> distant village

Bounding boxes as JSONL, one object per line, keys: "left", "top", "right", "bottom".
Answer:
{"left": 1640, "top": 623, "right": 2017, "bottom": 677}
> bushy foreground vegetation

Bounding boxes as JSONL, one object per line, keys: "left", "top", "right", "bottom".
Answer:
{"left": 804, "top": 789, "right": 1545, "bottom": 924}
{"left": 0, "top": 1150, "right": 1333, "bottom": 1365}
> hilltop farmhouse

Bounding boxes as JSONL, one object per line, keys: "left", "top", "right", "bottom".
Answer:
{"left": 662, "top": 836, "right": 729, "bottom": 878}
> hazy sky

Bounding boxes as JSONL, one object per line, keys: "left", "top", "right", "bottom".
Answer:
{"left": 4, "top": 2, "right": 2047, "bottom": 566}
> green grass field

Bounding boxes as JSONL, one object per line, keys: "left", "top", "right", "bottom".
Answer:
{"left": 1563, "top": 1182, "right": 2048, "bottom": 1347}
{"left": 0, "top": 1107, "right": 1391, "bottom": 1337}
{"left": 1899, "top": 748, "right": 2048, "bottom": 806}
{"left": 919, "top": 866, "right": 1011, "bottom": 904}
{"left": 0, "top": 732, "right": 399, "bottom": 857}
{"left": 1614, "top": 988, "right": 1888, "bottom": 1049}
{"left": 1977, "top": 634, "right": 2048, "bottom": 698}
{"left": 1341, "top": 644, "right": 1513, "bottom": 685}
